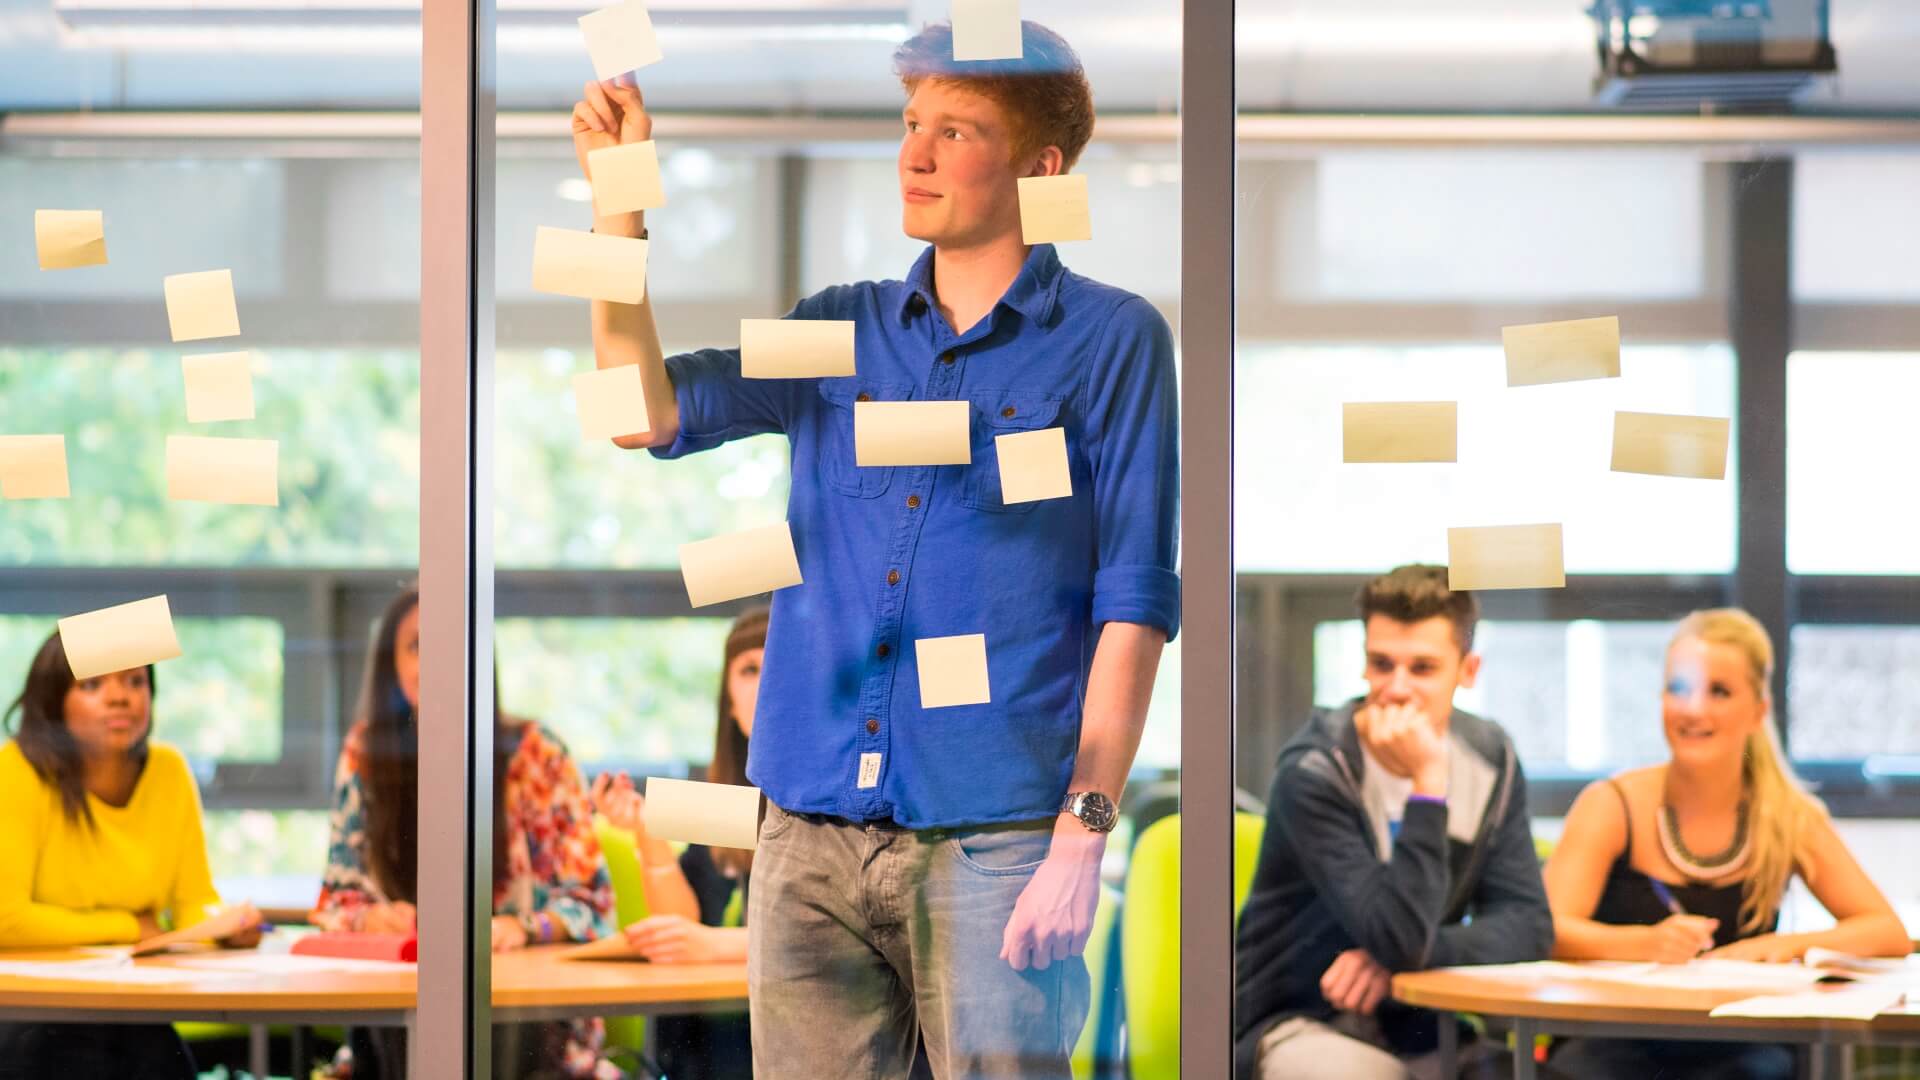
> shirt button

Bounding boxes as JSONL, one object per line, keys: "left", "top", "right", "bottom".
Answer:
{"left": 887, "top": 569, "right": 901, "bottom": 586}
{"left": 906, "top": 494, "right": 921, "bottom": 509}
{"left": 941, "top": 353, "right": 955, "bottom": 365}
{"left": 866, "top": 718, "right": 880, "bottom": 734}
{"left": 877, "top": 643, "right": 891, "bottom": 658}
{"left": 1002, "top": 406, "right": 1016, "bottom": 419}
{"left": 857, "top": 392, "right": 872, "bottom": 403}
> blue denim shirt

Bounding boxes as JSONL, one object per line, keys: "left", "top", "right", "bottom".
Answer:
{"left": 653, "top": 243, "right": 1180, "bottom": 828}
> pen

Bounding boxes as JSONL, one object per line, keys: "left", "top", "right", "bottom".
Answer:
{"left": 1648, "top": 877, "right": 1686, "bottom": 917}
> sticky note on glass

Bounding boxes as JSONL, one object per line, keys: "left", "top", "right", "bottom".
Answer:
{"left": 1447, "top": 523, "right": 1565, "bottom": 592}
{"left": 855, "top": 401, "right": 970, "bottom": 466}
{"left": 917, "top": 633, "right": 991, "bottom": 709}
{"left": 678, "top": 522, "right": 804, "bottom": 608}
{"left": 1610, "top": 411, "right": 1730, "bottom": 480}
{"left": 0, "top": 435, "right": 70, "bottom": 499}
{"left": 997, "top": 427, "right": 1071, "bottom": 503}
{"left": 1342, "top": 402, "right": 1457, "bottom": 464}
{"left": 35, "top": 210, "right": 107, "bottom": 270}
{"left": 1018, "top": 174, "right": 1091, "bottom": 245}
{"left": 57, "top": 596, "right": 183, "bottom": 681}
{"left": 532, "top": 226, "right": 648, "bottom": 304}
{"left": 573, "top": 364, "right": 651, "bottom": 442}
{"left": 952, "top": 0, "right": 1022, "bottom": 60}
{"left": 578, "top": 0, "right": 663, "bottom": 81}
{"left": 181, "top": 351, "right": 256, "bottom": 423}
{"left": 1502, "top": 316, "right": 1619, "bottom": 387}
{"left": 741, "top": 319, "right": 856, "bottom": 379}
{"left": 587, "top": 141, "right": 665, "bottom": 217}
{"left": 641, "top": 777, "right": 762, "bottom": 850}
{"left": 165, "top": 435, "right": 278, "bottom": 506}
{"left": 163, "top": 270, "right": 241, "bottom": 344}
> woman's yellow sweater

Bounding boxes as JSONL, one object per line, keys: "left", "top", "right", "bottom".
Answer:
{"left": 0, "top": 739, "right": 222, "bottom": 946}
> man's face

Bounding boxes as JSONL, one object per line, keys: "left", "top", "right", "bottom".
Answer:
{"left": 898, "top": 80, "right": 1032, "bottom": 247}
{"left": 1361, "top": 614, "right": 1479, "bottom": 728}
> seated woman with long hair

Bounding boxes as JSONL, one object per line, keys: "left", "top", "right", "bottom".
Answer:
{"left": 592, "top": 605, "right": 765, "bottom": 1080}
{"left": 0, "top": 629, "right": 260, "bottom": 1079}
{"left": 1543, "top": 608, "right": 1910, "bottom": 1079}
{"left": 312, "top": 587, "right": 620, "bottom": 1079}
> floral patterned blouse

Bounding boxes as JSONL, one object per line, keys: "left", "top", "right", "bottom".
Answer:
{"left": 313, "top": 719, "right": 621, "bottom": 1079}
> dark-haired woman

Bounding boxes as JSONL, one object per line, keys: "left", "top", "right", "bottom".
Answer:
{"left": 312, "top": 588, "right": 620, "bottom": 1079}
{"left": 0, "top": 630, "right": 260, "bottom": 1079}
{"left": 592, "top": 606, "right": 766, "bottom": 1080}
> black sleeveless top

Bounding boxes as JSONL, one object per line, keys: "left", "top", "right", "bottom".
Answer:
{"left": 1589, "top": 780, "right": 1776, "bottom": 950}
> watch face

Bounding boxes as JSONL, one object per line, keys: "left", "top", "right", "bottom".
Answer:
{"left": 1078, "top": 793, "right": 1118, "bottom": 831}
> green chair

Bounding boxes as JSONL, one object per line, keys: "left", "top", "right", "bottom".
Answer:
{"left": 595, "top": 816, "right": 653, "bottom": 1069}
{"left": 1120, "top": 812, "right": 1267, "bottom": 1080}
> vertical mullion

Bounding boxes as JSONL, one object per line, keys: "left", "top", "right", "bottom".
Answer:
{"left": 1729, "top": 159, "right": 1795, "bottom": 738}
{"left": 1180, "top": 0, "right": 1235, "bottom": 1074}
{"left": 419, "top": 0, "right": 496, "bottom": 1068}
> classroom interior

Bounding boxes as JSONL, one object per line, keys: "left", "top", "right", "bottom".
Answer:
{"left": 5, "top": 0, "right": 1920, "bottom": 1076}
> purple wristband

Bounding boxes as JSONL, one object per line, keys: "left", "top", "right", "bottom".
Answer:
{"left": 1407, "top": 793, "right": 1447, "bottom": 807}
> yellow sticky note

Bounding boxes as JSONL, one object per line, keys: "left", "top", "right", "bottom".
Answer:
{"left": 163, "top": 269, "right": 242, "bottom": 344}
{"left": 1611, "top": 411, "right": 1730, "bottom": 480}
{"left": 588, "top": 140, "right": 666, "bottom": 217}
{"left": 952, "top": 0, "right": 1022, "bottom": 60}
{"left": 1018, "top": 174, "right": 1091, "bottom": 245}
{"left": 1502, "top": 316, "right": 1620, "bottom": 387}
{"left": 641, "top": 777, "right": 762, "bottom": 850}
{"left": 181, "top": 351, "right": 256, "bottom": 423}
{"left": 678, "top": 522, "right": 804, "bottom": 608}
{"left": 35, "top": 210, "right": 107, "bottom": 270}
{"left": 165, "top": 435, "right": 278, "bottom": 506}
{"left": 0, "top": 435, "right": 70, "bottom": 500}
{"left": 573, "top": 364, "right": 651, "bottom": 442}
{"left": 1447, "top": 523, "right": 1566, "bottom": 592}
{"left": 578, "top": 0, "right": 663, "bottom": 81}
{"left": 916, "top": 633, "right": 991, "bottom": 709}
{"left": 996, "top": 427, "right": 1072, "bottom": 503}
{"left": 855, "top": 401, "right": 971, "bottom": 466}
{"left": 1342, "top": 402, "right": 1458, "bottom": 464}
{"left": 532, "top": 226, "right": 648, "bottom": 304}
{"left": 740, "top": 319, "right": 856, "bottom": 380}
{"left": 57, "top": 596, "right": 183, "bottom": 681}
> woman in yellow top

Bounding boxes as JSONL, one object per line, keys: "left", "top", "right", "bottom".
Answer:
{"left": 0, "top": 628, "right": 260, "bottom": 1079}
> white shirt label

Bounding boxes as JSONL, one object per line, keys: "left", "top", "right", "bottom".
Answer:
{"left": 857, "top": 752, "right": 882, "bottom": 789}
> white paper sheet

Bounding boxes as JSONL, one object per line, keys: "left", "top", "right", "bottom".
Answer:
{"left": 641, "top": 777, "right": 762, "bottom": 850}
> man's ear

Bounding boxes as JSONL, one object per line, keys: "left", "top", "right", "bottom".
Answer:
{"left": 1026, "top": 146, "right": 1065, "bottom": 178}
{"left": 1457, "top": 652, "right": 1482, "bottom": 690}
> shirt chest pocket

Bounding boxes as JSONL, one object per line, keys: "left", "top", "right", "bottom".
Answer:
{"left": 963, "top": 389, "right": 1066, "bottom": 514}
{"left": 817, "top": 379, "right": 914, "bottom": 499}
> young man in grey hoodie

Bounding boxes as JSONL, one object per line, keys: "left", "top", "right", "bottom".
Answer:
{"left": 1235, "top": 565, "right": 1554, "bottom": 1079}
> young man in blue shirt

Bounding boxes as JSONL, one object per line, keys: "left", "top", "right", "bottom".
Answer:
{"left": 571, "top": 21, "right": 1179, "bottom": 1078}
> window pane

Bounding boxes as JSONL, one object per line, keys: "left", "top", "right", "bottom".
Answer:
{"left": 1788, "top": 351, "right": 1920, "bottom": 574}
{"left": 495, "top": 616, "right": 730, "bottom": 768}
{"left": 1794, "top": 151, "right": 1920, "bottom": 302}
{"left": 1788, "top": 625, "right": 1920, "bottom": 760}
{"left": 0, "top": 614, "right": 283, "bottom": 764}
{"left": 1238, "top": 343, "right": 1736, "bottom": 573}
{"left": 1314, "top": 618, "right": 1675, "bottom": 775}
{"left": 1282, "top": 149, "right": 1704, "bottom": 302}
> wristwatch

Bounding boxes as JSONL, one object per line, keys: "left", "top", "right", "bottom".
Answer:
{"left": 1060, "top": 791, "right": 1119, "bottom": 833}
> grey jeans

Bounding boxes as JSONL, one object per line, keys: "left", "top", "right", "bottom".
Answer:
{"left": 747, "top": 803, "right": 1091, "bottom": 1080}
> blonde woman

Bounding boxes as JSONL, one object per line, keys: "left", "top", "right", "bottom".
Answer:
{"left": 1543, "top": 608, "right": 1909, "bottom": 1079}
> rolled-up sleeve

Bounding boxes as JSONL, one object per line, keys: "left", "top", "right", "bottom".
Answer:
{"left": 649, "top": 291, "right": 846, "bottom": 460}
{"left": 1083, "top": 296, "right": 1181, "bottom": 641}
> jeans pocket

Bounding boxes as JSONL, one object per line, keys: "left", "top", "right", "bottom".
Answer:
{"left": 759, "top": 802, "right": 798, "bottom": 843}
{"left": 945, "top": 824, "right": 1053, "bottom": 876}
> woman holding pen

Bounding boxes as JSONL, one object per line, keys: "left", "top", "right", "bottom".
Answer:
{"left": 1542, "top": 608, "right": 1910, "bottom": 1077}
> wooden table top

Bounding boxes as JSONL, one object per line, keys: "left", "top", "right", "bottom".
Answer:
{"left": 0, "top": 944, "right": 746, "bottom": 1018}
{"left": 1394, "top": 966, "right": 1920, "bottom": 1036}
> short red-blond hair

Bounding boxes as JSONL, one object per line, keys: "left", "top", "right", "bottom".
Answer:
{"left": 893, "top": 21, "right": 1096, "bottom": 171}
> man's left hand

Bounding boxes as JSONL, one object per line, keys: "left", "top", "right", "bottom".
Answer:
{"left": 1000, "top": 823, "right": 1105, "bottom": 972}
{"left": 1320, "top": 948, "right": 1393, "bottom": 1015}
